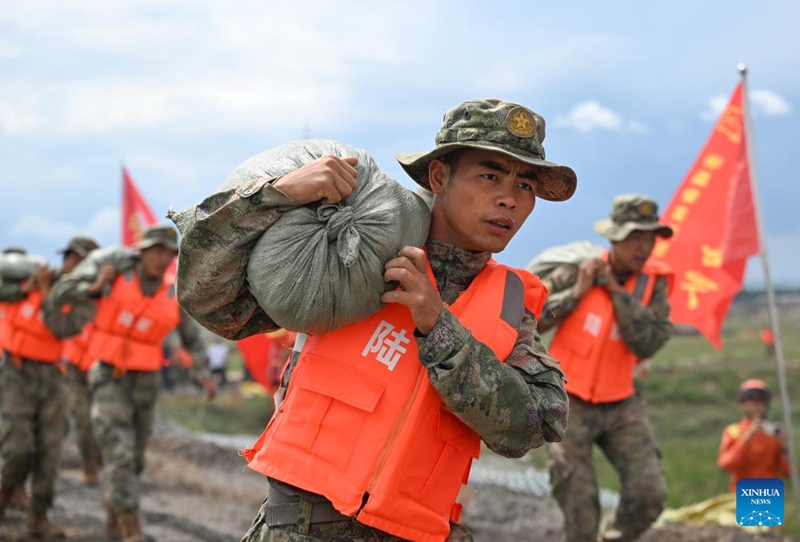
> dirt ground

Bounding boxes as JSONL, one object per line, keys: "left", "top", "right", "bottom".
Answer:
{"left": 0, "top": 418, "right": 794, "bottom": 541}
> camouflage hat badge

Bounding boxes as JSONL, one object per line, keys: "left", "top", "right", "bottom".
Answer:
{"left": 58, "top": 236, "right": 99, "bottom": 258}
{"left": 396, "top": 98, "right": 577, "bottom": 202}
{"left": 593, "top": 194, "right": 673, "bottom": 242}
{"left": 134, "top": 225, "right": 179, "bottom": 252}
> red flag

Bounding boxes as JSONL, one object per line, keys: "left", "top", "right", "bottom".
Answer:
{"left": 652, "top": 82, "right": 761, "bottom": 348}
{"left": 122, "top": 166, "right": 158, "bottom": 246}
{"left": 237, "top": 331, "right": 297, "bottom": 394}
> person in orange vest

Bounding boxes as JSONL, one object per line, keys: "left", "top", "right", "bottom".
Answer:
{"left": 0, "top": 235, "right": 98, "bottom": 539}
{"left": 718, "top": 379, "right": 790, "bottom": 492}
{"left": 759, "top": 327, "right": 775, "bottom": 358}
{"left": 538, "top": 195, "right": 674, "bottom": 542}
{"left": 171, "top": 99, "right": 575, "bottom": 542}
{"left": 49, "top": 225, "right": 216, "bottom": 542}
{"left": 42, "top": 238, "right": 106, "bottom": 487}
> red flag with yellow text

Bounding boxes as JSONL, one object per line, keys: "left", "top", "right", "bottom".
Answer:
{"left": 652, "top": 82, "right": 760, "bottom": 348}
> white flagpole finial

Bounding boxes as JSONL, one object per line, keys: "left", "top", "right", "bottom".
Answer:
{"left": 737, "top": 63, "right": 747, "bottom": 77}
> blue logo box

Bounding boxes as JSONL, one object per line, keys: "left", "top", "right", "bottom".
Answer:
{"left": 736, "top": 478, "right": 784, "bottom": 527}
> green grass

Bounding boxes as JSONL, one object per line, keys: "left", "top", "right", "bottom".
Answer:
{"left": 156, "top": 389, "right": 274, "bottom": 435}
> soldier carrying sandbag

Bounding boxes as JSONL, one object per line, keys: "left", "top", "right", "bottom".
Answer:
{"left": 172, "top": 98, "right": 577, "bottom": 542}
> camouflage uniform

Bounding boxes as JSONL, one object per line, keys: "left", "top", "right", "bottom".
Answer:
{"left": 49, "top": 238, "right": 212, "bottom": 518}
{"left": 170, "top": 99, "right": 575, "bottom": 541}
{"left": 542, "top": 195, "right": 673, "bottom": 542}
{"left": 0, "top": 283, "right": 67, "bottom": 524}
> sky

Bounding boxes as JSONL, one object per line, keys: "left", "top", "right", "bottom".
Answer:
{"left": 1, "top": 0, "right": 799, "bottom": 287}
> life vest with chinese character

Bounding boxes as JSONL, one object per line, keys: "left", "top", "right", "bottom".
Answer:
{"left": 87, "top": 270, "right": 180, "bottom": 372}
{"left": 0, "top": 291, "right": 63, "bottom": 363}
{"left": 718, "top": 418, "right": 790, "bottom": 492}
{"left": 63, "top": 323, "right": 95, "bottom": 371}
{"left": 548, "top": 255, "right": 672, "bottom": 403}
{"left": 243, "top": 260, "right": 547, "bottom": 542}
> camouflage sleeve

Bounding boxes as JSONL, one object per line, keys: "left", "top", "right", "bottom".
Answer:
{"left": 168, "top": 177, "right": 302, "bottom": 340}
{"left": 47, "top": 272, "right": 95, "bottom": 305}
{"left": 611, "top": 275, "right": 673, "bottom": 359}
{"left": 42, "top": 277, "right": 97, "bottom": 339}
{"left": 417, "top": 308, "right": 568, "bottom": 458}
{"left": 176, "top": 308, "right": 212, "bottom": 382}
{"left": 538, "top": 264, "right": 580, "bottom": 333}
{"left": 0, "top": 280, "right": 26, "bottom": 302}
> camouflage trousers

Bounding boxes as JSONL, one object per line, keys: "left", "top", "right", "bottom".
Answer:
{"left": 241, "top": 498, "right": 473, "bottom": 542}
{"left": 0, "top": 355, "right": 68, "bottom": 515}
{"left": 67, "top": 364, "right": 101, "bottom": 468}
{"left": 89, "top": 362, "right": 160, "bottom": 514}
{"left": 547, "top": 392, "right": 667, "bottom": 542}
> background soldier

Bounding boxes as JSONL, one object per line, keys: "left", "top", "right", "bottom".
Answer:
{"left": 172, "top": 98, "right": 574, "bottom": 541}
{"left": 0, "top": 235, "right": 97, "bottom": 539}
{"left": 539, "top": 195, "right": 674, "bottom": 542}
{"left": 49, "top": 225, "right": 216, "bottom": 542}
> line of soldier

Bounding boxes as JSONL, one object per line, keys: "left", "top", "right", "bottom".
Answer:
{"left": 0, "top": 225, "right": 215, "bottom": 541}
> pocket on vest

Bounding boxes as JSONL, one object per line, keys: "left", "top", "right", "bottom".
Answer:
{"left": 273, "top": 353, "right": 386, "bottom": 472}
{"left": 411, "top": 408, "right": 480, "bottom": 515}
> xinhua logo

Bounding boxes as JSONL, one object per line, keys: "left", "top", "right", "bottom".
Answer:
{"left": 736, "top": 478, "right": 784, "bottom": 527}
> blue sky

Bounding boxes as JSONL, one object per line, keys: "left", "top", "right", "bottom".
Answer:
{"left": 1, "top": 0, "right": 798, "bottom": 287}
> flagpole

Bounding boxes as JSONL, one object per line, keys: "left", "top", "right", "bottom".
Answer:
{"left": 738, "top": 63, "right": 800, "bottom": 509}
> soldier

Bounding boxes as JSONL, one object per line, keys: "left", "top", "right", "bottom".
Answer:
{"left": 49, "top": 225, "right": 216, "bottom": 542}
{"left": 171, "top": 98, "right": 575, "bottom": 542}
{"left": 0, "top": 235, "right": 98, "bottom": 539}
{"left": 718, "top": 379, "right": 789, "bottom": 491}
{"left": 539, "top": 195, "right": 674, "bottom": 542}
{"left": 44, "top": 238, "right": 106, "bottom": 486}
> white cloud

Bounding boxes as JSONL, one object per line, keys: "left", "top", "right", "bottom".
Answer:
{"left": 627, "top": 119, "right": 650, "bottom": 134}
{"left": 555, "top": 101, "right": 623, "bottom": 132}
{"left": 10, "top": 208, "right": 120, "bottom": 246}
{"left": 751, "top": 90, "right": 792, "bottom": 116}
{"left": 701, "top": 89, "right": 792, "bottom": 121}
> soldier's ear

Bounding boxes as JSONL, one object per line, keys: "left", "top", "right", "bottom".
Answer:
{"left": 428, "top": 159, "right": 448, "bottom": 195}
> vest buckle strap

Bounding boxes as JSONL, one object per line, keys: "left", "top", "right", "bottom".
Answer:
{"left": 264, "top": 501, "right": 350, "bottom": 527}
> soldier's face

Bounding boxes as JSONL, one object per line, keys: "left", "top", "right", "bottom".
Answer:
{"left": 140, "top": 245, "right": 176, "bottom": 279}
{"left": 62, "top": 251, "right": 83, "bottom": 274}
{"left": 427, "top": 149, "right": 537, "bottom": 253}
{"left": 610, "top": 230, "right": 657, "bottom": 273}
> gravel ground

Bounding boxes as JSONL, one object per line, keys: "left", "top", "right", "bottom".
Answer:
{"left": 0, "top": 417, "right": 794, "bottom": 541}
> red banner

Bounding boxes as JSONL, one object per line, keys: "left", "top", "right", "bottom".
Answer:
{"left": 652, "top": 82, "right": 760, "bottom": 348}
{"left": 122, "top": 166, "right": 158, "bottom": 247}
{"left": 237, "top": 331, "right": 296, "bottom": 394}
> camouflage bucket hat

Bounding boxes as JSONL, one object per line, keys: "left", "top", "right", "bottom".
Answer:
{"left": 396, "top": 99, "right": 577, "bottom": 202}
{"left": 134, "top": 225, "right": 179, "bottom": 251}
{"left": 593, "top": 195, "right": 673, "bottom": 242}
{"left": 58, "top": 236, "right": 99, "bottom": 257}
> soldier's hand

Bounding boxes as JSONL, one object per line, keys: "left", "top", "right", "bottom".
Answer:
{"left": 87, "top": 264, "right": 117, "bottom": 296}
{"left": 381, "top": 246, "right": 442, "bottom": 335}
{"left": 571, "top": 259, "right": 602, "bottom": 300}
{"left": 273, "top": 156, "right": 358, "bottom": 205}
{"left": 743, "top": 418, "right": 762, "bottom": 442}
{"left": 33, "top": 266, "right": 55, "bottom": 295}
{"left": 596, "top": 263, "right": 624, "bottom": 295}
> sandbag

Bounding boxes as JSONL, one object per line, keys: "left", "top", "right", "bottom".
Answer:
{"left": 0, "top": 253, "right": 49, "bottom": 282}
{"left": 219, "top": 139, "right": 431, "bottom": 335}
{"left": 68, "top": 246, "right": 139, "bottom": 283}
{"left": 525, "top": 240, "right": 603, "bottom": 280}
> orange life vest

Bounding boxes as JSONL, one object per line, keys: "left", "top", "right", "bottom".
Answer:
{"left": 243, "top": 260, "right": 547, "bottom": 542}
{"left": 549, "top": 256, "right": 672, "bottom": 403}
{"left": 0, "top": 291, "right": 63, "bottom": 363}
{"left": 87, "top": 271, "right": 180, "bottom": 372}
{"left": 63, "top": 323, "right": 95, "bottom": 371}
{"left": 718, "top": 418, "right": 790, "bottom": 492}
